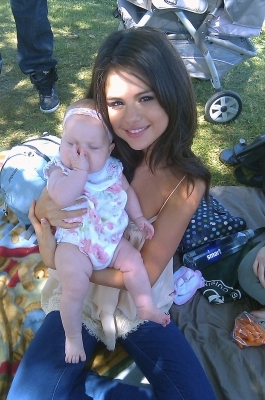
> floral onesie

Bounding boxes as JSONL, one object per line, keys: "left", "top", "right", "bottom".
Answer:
{"left": 44, "top": 155, "right": 128, "bottom": 269}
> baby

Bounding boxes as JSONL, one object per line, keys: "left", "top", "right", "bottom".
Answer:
{"left": 44, "top": 99, "right": 170, "bottom": 363}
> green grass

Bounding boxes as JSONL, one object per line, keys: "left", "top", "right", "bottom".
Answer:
{"left": 0, "top": 0, "right": 119, "bottom": 146}
{"left": 0, "top": 0, "right": 264, "bottom": 187}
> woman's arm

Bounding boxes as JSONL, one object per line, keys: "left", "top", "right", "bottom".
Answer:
{"left": 140, "top": 178, "right": 205, "bottom": 286}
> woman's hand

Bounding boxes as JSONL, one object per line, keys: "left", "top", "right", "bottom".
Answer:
{"left": 35, "top": 187, "right": 87, "bottom": 228}
{"left": 253, "top": 246, "right": 265, "bottom": 288}
{"left": 29, "top": 200, "right": 56, "bottom": 269}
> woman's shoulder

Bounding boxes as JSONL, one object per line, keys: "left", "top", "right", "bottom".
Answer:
{"left": 160, "top": 175, "right": 205, "bottom": 222}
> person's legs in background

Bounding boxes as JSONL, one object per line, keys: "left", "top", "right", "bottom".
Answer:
{"left": 9, "top": 0, "right": 60, "bottom": 113}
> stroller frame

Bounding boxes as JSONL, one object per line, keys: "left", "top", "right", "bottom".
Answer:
{"left": 116, "top": 0, "right": 265, "bottom": 123}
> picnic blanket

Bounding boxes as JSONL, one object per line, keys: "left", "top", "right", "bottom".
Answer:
{"left": 1, "top": 172, "right": 265, "bottom": 398}
{"left": 171, "top": 185, "right": 265, "bottom": 400}
{"left": 0, "top": 204, "right": 132, "bottom": 400}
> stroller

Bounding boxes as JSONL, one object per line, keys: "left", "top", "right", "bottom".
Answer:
{"left": 115, "top": 0, "right": 265, "bottom": 124}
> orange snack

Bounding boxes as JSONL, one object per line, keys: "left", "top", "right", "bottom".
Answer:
{"left": 232, "top": 311, "right": 265, "bottom": 348}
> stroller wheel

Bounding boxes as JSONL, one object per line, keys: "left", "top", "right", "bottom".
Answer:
{"left": 205, "top": 90, "right": 242, "bottom": 124}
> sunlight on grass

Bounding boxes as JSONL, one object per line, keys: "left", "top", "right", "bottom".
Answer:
{"left": 0, "top": 0, "right": 264, "bottom": 187}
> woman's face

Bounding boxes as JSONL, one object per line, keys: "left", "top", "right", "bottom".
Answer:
{"left": 105, "top": 70, "right": 169, "bottom": 151}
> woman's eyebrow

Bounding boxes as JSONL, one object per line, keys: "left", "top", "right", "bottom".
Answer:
{"left": 106, "top": 96, "right": 121, "bottom": 101}
{"left": 106, "top": 90, "right": 153, "bottom": 100}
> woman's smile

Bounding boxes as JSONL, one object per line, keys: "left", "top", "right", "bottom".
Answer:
{"left": 106, "top": 70, "right": 169, "bottom": 150}
{"left": 126, "top": 125, "right": 149, "bottom": 138}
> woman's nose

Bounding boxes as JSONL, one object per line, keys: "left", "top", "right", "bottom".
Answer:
{"left": 124, "top": 104, "right": 141, "bottom": 124}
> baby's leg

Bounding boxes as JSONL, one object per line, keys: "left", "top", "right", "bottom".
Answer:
{"left": 55, "top": 242, "right": 92, "bottom": 363}
{"left": 111, "top": 238, "right": 170, "bottom": 326}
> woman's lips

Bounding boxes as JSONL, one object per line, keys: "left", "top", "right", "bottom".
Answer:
{"left": 126, "top": 126, "right": 148, "bottom": 138}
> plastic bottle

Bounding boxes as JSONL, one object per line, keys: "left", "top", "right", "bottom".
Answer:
{"left": 183, "top": 229, "right": 255, "bottom": 271}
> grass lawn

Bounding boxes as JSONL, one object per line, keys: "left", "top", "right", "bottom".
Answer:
{"left": 0, "top": 0, "right": 264, "bottom": 187}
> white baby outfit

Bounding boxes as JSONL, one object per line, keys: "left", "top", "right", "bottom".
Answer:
{"left": 44, "top": 156, "right": 129, "bottom": 269}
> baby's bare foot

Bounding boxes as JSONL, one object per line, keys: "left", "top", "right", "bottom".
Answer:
{"left": 137, "top": 303, "right": 170, "bottom": 327}
{"left": 65, "top": 335, "right": 86, "bottom": 363}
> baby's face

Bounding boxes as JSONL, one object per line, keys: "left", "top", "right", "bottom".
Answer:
{"left": 60, "top": 114, "right": 114, "bottom": 173}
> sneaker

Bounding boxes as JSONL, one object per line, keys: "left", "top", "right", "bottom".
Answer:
{"left": 30, "top": 68, "right": 60, "bottom": 113}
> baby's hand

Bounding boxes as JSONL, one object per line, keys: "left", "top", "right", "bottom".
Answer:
{"left": 69, "top": 143, "right": 89, "bottom": 172}
{"left": 134, "top": 216, "right": 154, "bottom": 240}
{"left": 253, "top": 246, "right": 265, "bottom": 288}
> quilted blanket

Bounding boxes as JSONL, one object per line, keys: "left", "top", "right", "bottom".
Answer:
{"left": 1, "top": 139, "right": 265, "bottom": 400}
{"left": 0, "top": 205, "right": 132, "bottom": 399}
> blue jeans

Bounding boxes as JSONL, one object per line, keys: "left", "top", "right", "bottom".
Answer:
{"left": 8, "top": 0, "right": 57, "bottom": 74}
{"left": 7, "top": 311, "right": 216, "bottom": 400}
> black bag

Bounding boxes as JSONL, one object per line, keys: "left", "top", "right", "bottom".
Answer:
{"left": 198, "top": 228, "right": 265, "bottom": 304}
{"left": 219, "top": 133, "right": 265, "bottom": 195}
{"left": 178, "top": 195, "right": 246, "bottom": 254}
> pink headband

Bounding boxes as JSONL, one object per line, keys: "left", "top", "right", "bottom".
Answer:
{"left": 63, "top": 107, "right": 113, "bottom": 142}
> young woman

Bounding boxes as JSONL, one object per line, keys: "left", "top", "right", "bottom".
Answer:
{"left": 7, "top": 27, "right": 216, "bottom": 400}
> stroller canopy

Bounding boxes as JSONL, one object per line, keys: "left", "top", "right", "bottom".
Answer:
{"left": 152, "top": 0, "right": 265, "bottom": 30}
{"left": 225, "top": 0, "right": 265, "bottom": 30}
{"left": 151, "top": 0, "right": 265, "bottom": 36}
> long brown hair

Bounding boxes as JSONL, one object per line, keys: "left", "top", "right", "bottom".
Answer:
{"left": 87, "top": 27, "right": 210, "bottom": 196}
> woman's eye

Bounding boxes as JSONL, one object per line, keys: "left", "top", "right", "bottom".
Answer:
{"left": 140, "top": 96, "right": 154, "bottom": 102}
{"left": 107, "top": 100, "right": 123, "bottom": 108}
